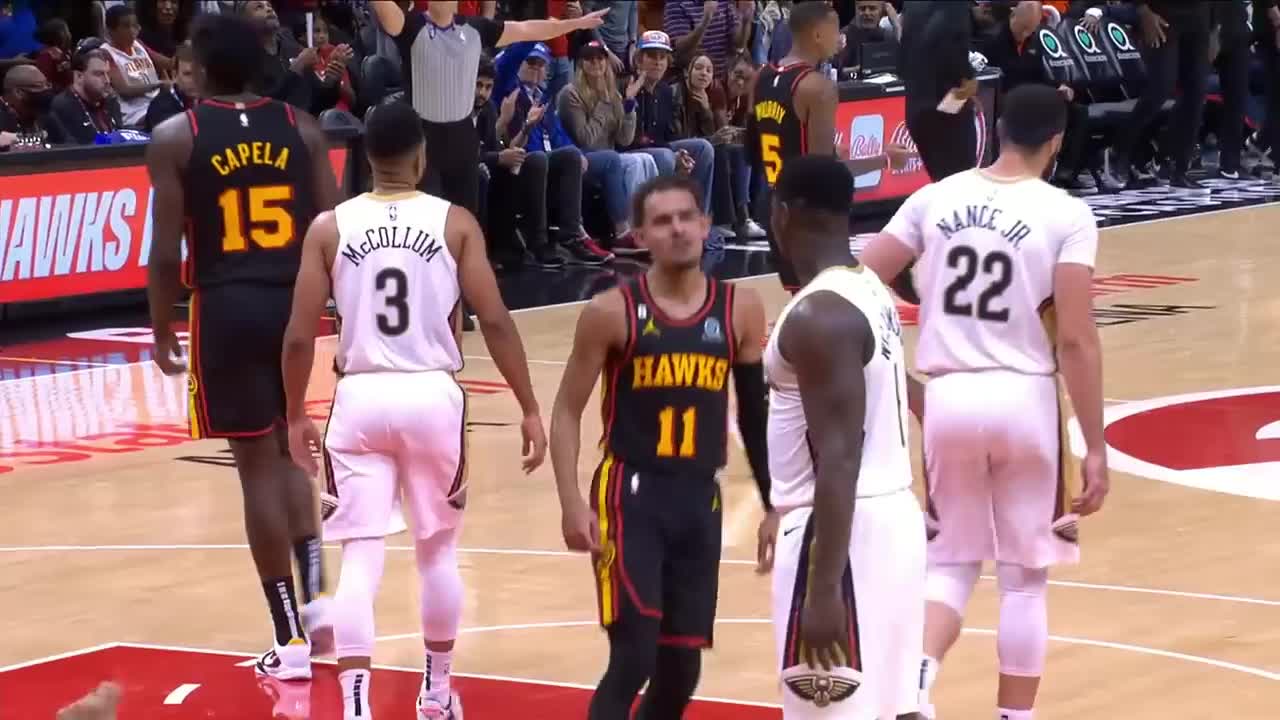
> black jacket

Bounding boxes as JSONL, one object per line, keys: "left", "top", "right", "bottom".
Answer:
{"left": 980, "top": 25, "right": 1053, "bottom": 93}
{"left": 49, "top": 89, "right": 124, "bottom": 144}
{"left": 899, "top": 0, "right": 975, "bottom": 117}
{"left": 144, "top": 86, "right": 191, "bottom": 134}
{"left": 0, "top": 102, "right": 68, "bottom": 146}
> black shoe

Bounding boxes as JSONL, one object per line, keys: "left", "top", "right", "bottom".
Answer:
{"left": 1170, "top": 172, "right": 1205, "bottom": 190}
{"left": 529, "top": 244, "right": 566, "bottom": 269}
{"left": 563, "top": 238, "right": 611, "bottom": 265}
{"left": 462, "top": 313, "right": 476, "bottom": 332}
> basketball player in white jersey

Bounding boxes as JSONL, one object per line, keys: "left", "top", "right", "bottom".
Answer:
{"left": 764, "top": 155, "right": 926, "bottom": 720}
{"left": 859, "top": 85, "right": 1109, "bottom": 720}
{"left": 280, "top": 101, "right": 548, "bottom": 720}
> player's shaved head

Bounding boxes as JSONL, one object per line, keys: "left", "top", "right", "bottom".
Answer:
{"left": 788, "top": 1, "right": 837, "bottom": 34}
{"left": 771, "top": 155, "right": 855, "bottom": 284}
{"left": 365, "top": 100, "right": 427, "bottom": 189}
{"left": 190, "top": 13, "right": 265, "bottom": 96}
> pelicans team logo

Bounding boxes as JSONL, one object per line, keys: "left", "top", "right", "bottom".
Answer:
{"left": 784, "top": 673, "right": 860, "bottom": 708}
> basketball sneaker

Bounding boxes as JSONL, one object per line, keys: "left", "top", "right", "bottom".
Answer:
{"left": 254, "top": 638, "right": 312, "bottom": 681}
{"left": 302, "top": 596, "right": 335, "bottom": 656}
{"left": 417, "top": 691, "right": 463, "bottom": 720}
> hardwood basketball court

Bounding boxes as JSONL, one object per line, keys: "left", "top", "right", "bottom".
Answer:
{"left": 1, "top": 197, "right": 1278, "bottom": 718}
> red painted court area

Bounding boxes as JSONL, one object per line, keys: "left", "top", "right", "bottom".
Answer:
{"left": 0, "top": 644, "right": 780, "bottom": 719}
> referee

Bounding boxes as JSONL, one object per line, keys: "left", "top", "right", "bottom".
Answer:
{"left": 371, "top": 1, "right": 607, "bottom": 217}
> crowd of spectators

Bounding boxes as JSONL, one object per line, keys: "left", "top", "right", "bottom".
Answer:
{"left": 0, "top": 0, "right": 1275, "bottom": 272}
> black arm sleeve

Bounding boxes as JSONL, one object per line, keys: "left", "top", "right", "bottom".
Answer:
{"left": 733, "top": 361, "right": 772, "bottom": 511}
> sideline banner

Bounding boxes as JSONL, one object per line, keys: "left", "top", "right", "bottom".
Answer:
{"left": 0, "top": 147, "right": 349, "bottom": 304}
{"left": 835, "top": 84, "right": 998, "bottom": 203}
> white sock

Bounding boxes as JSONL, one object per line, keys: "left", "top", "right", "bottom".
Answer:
{"left": 996, "top": 708, "right": 1033, "bottom": 720}
{"left": 340, "top": 669, "right": 372, "bottom": 719}
{"left": 920, "top": 655, "right": 940, "bottom": 701}
{"left": 423, "top": 649, "right": 453, "bottom": 704}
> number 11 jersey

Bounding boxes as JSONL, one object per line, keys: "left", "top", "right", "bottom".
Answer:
{"left": 882, "top": 170, "right": 1099, "bottom": 377}
{"left": 331, "top": 191, "right": 462, "bottom": 377}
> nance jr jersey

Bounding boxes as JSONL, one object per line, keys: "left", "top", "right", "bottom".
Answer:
{"left": 331, "top": 191, "right": 463, "bottom": 376}
{"left": 881, "top": 170, "right": 1099, "bottom": 376}
{"left": 600, "top": 275, "right": 736, "bottom": 477}
{"left": 764, "top": 266, "right": 913, "bottom": 510}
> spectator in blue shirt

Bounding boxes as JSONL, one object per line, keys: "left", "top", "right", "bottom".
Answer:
{"left": 493, "top": 41, "right": 615, "bottom": 265}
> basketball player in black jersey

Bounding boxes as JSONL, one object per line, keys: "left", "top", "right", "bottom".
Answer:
{"left": 550, "top": 175, "right": 773, "bottom": 720}
{"left": 748, "top": 2, "right": 915, "bottom": 297}
{"left": 145, "top": 13, "right": 340, "bottom": 681}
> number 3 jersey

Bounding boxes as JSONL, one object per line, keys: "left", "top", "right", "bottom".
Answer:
{"left": 882, "top": 170, "right": 1099, "bottom": 376}
{"left": 764, "top": 266, "right": 912, "bottom": 509}
{"left": 331, "top": 191, "right": 463, "bottom": 376}
{"left": 182, "top": 98, "right": 317, "bottom": 289}
{"left": 600, "top": 275, "right": 736, "bottom": 476}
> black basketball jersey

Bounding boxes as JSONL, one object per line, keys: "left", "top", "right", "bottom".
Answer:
{"left": 600, "top": 274, "right": 736, "bottom": 477}
{"left": 181, "top": 98, "right": 318, "bottom": 289}
{"left": 751, "top": 61, "right": 813, "bottom": 188}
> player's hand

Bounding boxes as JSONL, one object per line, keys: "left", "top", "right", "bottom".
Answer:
{"left": 574, "top": 8, "right": 609, "bottom": 30}
{"left": 800, "top": 586, "right": 847, "bottom": 671}
{"left": 755, "top": 510, "right": 779, "bottom": 574}
{"left": 560, "top": 495, "right": 599, "bottom": 552}
{"left": 288, "top": 418, "right": 323, "bottom": 477}
{"left": 152, "top": 331, "right": 187, "bottom": 376}
{"left": 1073, "top": 448, "right": 1109, "bottom": 516}
{"left": 57, "top": 682, "right": 121, "bottom": 720}
{"left": 955, "top": 77, "right": 979, "bottom": 101}
{"left": 886, "top": 142, "right": 911, "bottom": 171}
{"left": 520, "top": 411, "right": 547, "bottom": 473}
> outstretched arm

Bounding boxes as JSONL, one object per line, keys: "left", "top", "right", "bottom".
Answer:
{"left": 497, "top": 9, "right": 608, "bottom": 46}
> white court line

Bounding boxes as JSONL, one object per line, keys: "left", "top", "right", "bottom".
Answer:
{"left": 464, "top": 355, "right": 566, "bottom": 366}
{"left": 3, "top": 543, "right": 1276, "bottom": 607}
{"left": 378, "top": 620, "right": 1279, "bottom": 682}
{"left": 0, "top": 642, "right": 118, "bottom": 674}
{"left": 109, "top": 642, "right": 781, "bottom": 708}
{"left": 162, "top": 683, "right": 200, "bottom": 705}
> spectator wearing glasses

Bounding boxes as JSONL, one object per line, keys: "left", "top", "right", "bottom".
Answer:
{"left": 622, "top": 30, "right": 717, "bottom": 248}
{"left": 49, "top": 49, "right": 123, "bottom": 144}
{"left": 101, "top": 4, "right": 165, "bottom": 129}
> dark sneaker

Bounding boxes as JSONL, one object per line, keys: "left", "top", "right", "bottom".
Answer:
{"left": 610, "top": 231, "right": 649, "bottom": 258}
{"left": 530, "top": 245, "right": 567, "bottom": 269}
{"left": 564, "top": 236, "right": 613, "bottom": 265}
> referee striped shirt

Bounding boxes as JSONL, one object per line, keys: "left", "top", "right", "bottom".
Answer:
{"left": 394, "top": 13, "right": 506, "bottom": 124}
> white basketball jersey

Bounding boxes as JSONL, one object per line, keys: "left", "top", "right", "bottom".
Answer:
{"left": 764, "top": 266, "right": 913, "bottom": 510}
{"left": 331, "top": 192, "right": 462, "bottom": 375}
{"left": 882, "top": 170, "right": 1099, "bottom": 376}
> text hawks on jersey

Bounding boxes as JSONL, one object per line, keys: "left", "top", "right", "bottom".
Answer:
{"left": 627, "top": 304, "right": 731, "bottom": 395}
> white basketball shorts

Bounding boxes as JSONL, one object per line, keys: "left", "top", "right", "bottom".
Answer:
{"left": 772, "top": 489, "right": 925, "bottom": 719}
{"left": 322, "top": 370, "right": 467, "bottom": 542}
{"left": 922, "top": 369, "right": 1080, "bottom": 569}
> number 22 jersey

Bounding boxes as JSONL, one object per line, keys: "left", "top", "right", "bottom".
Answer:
{"left": 881, "top": 170, "right": 1099, "bottom": 377}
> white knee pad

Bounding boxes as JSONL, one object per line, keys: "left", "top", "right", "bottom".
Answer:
{"left": 995, "top": 563, "right": 1049, "bottom": 677}
{"left": 416, "top": 528, "right": 463, "bottom": 641}
{"left": 334, "top": 537, "right": 387, "bottom": 658}
{"left": 925, "top": 562, "right": 982, "bottom": 616}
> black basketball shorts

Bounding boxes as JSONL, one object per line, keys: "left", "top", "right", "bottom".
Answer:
{"left": 186, "top": 283, "right": 294, "bottom": 439}
{"left": 589, "top": 454, "right": 723, "bottom": 649}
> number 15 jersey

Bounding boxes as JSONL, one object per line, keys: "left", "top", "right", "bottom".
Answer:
{"left": 882, "top": 170, "right": 1099, "bottom": 377}
{"left": 331, "top": 191, "right": 463, "bottom": 376}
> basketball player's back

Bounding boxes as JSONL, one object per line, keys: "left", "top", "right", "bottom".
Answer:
{"left": 324, "top": 189, "right": 469, "bottom": 546}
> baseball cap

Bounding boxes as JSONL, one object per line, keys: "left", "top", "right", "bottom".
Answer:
{"left": 526, "top": 42, "right": 553, "bottom": 64}
{"left": 579, "top": 39, "right": 609, "bottom": 59}
{"left": 636, "top": 30, "right": 672, "bottom": 53}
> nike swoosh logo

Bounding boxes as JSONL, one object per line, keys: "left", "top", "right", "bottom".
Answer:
{"left": 783, "top": 526, "right": 802, "bottom": 536}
